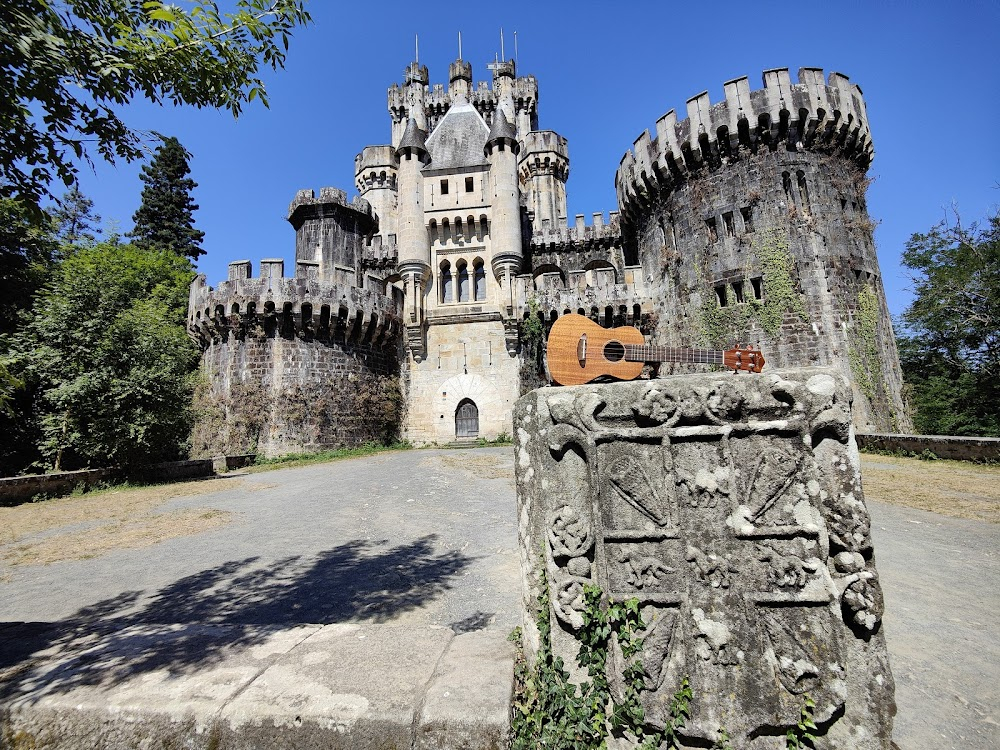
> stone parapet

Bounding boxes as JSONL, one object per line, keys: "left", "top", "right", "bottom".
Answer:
{"left": 529, "top": 211, "right": 622, "bottom": 249}
{"left": 615, "top": 68, "right": 874, "bottom": 217}
{"left": 187, "top": 272, "right": 399, "bottom": 350}
{"left": 514, "top": 367, "right": 895, "bottom": 748}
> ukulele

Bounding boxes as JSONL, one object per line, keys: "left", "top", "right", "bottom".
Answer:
{"left": 546, "top": 313, "right": 765, "bottom": 386}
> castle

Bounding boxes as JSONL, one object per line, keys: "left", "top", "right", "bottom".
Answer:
{"left": 187, "top": 56, "right": 910, "bottom": 457}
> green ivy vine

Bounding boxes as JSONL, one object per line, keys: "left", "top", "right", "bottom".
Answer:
{"left": 510, "top": 571, "right": 691, "bottom": 750}
{"left": 847, "top": 285, "right": 884, "bottom": 403}
{"left": 698, "top": 229, "right": 808, "bottom": 347}
{"left": 511, "top": 567, "right": 822, "bottom": 749}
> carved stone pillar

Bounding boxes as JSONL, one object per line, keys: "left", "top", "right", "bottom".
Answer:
{"left": 514, "top": 367, "right": 895, "bottom": 748}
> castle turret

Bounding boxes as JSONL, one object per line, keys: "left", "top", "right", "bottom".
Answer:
{"left": 395, "top": 118, "right": 431, "bottom": 359}
{"left": 389, "top": 62, "right": 429, "bottom": 146}
{"left": 519, "top": 131, "right": 569, "bottom": 230}
{"left": 355, "top": 145, "right": 399, "bottom": 250}
{"left": 485, "top": 110, "right": 522, "bottom": 317}
{"left": 448, "top": 58, "right": 472, "bottom": 102}
{"left": 491, "top": 59, "right": 517, "bottom": 126}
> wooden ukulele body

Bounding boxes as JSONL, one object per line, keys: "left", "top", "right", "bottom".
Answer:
{"left": 546, "top": 315, "right": 645, "bottom": 386}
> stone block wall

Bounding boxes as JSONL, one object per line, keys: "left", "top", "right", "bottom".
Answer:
{"left": 615, "top": 68, "right": 909, "bottom": 434}
{"left": 514, "top": 368, "right": 895, "bottom": 748}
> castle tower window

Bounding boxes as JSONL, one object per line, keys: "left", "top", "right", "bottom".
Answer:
{"left": 457, "top": 261, "right": 470, "bottom": 302}
{"left": 715, "top": 284, "right": 729, "bottom": 308}
{"left": 732, "top": 280, "right": 745, "bottom": 304}
{"left": 750, "top": 277, "right": 763, "bottom": 300}
{"left": 440, "top": 179, "right": 449, "bottom": 195}
{"left": 473, "top": 260, "right": 486, "bottom": 300}
{"left": 455, "top": 399, "right": 479, "bottom": 439}
{"left": 796, "top": 170, "right": 811, "bottom": 215}
{"left": 440, "top": 260, "right": 453, "bottom": 303}
{"left": 706, "top": 217, "right": 718, "bottom": 243}
{"left": 782, "top": 171, "right": 793, "bottom": 202}
{"left": 465, "top": 176, "right": 474, "bottom": 192}
{"left": 723, "top": 212, "right": 735, "bottom": 237}
{"left": 740, "top": 207, "right": 754, "bottom": 232}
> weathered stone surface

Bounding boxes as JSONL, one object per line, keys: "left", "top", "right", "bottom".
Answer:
{"left": 0, "top": 623, "right": 514, "bottom": 750}
{"left": 514, "top": 367, "right": 895, "bottom": 748}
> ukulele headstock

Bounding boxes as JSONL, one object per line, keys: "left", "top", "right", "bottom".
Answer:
{"left": 723, "top": 344, "right": 765, "bottom": 373}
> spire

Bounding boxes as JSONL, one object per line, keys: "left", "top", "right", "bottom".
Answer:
{"left": 397, "top": 118, "right": 429, "bottom": 158}
{"left": 485, "top": 110, "right": 518, "bottom": 154}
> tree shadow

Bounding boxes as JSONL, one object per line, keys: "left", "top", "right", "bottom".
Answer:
{"left": 0, "top": 534, "right": 473, "bottom": 699}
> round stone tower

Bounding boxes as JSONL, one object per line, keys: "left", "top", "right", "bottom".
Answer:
{"left": 615, "top": 67, "right": 909, "bottom": 432}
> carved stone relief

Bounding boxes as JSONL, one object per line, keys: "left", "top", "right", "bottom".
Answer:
{"left": 515, "top": 368, "right": 895, "bottom": 748}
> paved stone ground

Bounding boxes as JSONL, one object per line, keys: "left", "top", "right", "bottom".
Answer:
{"left": 1, "top": 447, "right": 998, "bottom": 749}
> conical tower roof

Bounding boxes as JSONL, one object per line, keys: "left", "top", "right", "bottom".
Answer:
{"left": 485, "top": 110, "right": 518, "bottom": 153}
{"left": 397, "top": 118, "right": 428, "bottom": 156}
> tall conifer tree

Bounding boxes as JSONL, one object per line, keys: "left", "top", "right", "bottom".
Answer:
{"left": 130, "top": 137, "right": 205, "bottom": 260}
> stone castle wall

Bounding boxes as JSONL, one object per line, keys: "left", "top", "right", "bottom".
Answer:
{"left": 615, "top": 68, "right": 908, "bottom": 432}
{"left": 188, "top": 268, "right": 401, "bottom": 457}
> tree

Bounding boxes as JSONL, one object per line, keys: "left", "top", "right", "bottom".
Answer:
{"left": 130, "top": 137, "right": 205, "bottom": 259}
{"left": 0, "top": 1, "right": 311, "bottom": 217}
{"left": 898, "top": 208, "right": 1000, "bottom": 436}
{"left": 0, "top": 197, "right": 58, "bottom": 336}
{"left": 51, "top": 185, "right": 102, "bottom": 246}
{"left": 8, "top": 243, "right": 198, "bottom": 471}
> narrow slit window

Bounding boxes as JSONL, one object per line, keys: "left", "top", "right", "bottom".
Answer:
{"left": 732, "top": 281, "right": 745, "bottom": 304}
{"left": 457, "top": 262, "right": 469, "bottom": 302}
{"left": 796, "top": 170, "right": 811, "bottom": 215}
{"left": 750, "top": 277, "right": 763, "bottom": 300}
{"left": 440, "top": 179, "right": 449, "bottom": 195}
{"left": 715, "top": 284, "right": 728, "bottom": 307}
{"left": 706, "top": 217, "right": 718, "bottom": 242}
{"left": 723, "top": 211, "right": 735, "bottom": 237}
{"left": 473, "top": 261, "right": 486, "bottom": 300}
{"left": 782, "top": 171, "right": 792, "bottom": 202}
{"left": 740, "top": 206, "right": 754, "bottom": 232}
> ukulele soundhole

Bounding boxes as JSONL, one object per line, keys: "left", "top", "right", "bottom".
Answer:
{"left": 603, "top": 340, "right": 625, "bottom": 362}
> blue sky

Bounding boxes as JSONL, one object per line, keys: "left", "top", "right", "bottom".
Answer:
{"left": 70, "top": 0, "right": 1000, "bottom": 320}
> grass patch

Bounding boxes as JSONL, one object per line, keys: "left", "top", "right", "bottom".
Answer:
{"left": 246, "top": 441, "right": 413, "bottom": 473}
{"left": 0, "top": 478, "right": 243, "bottom": 566}
{"left": 860, "top": 453, "right": 1000, "bottom": 524}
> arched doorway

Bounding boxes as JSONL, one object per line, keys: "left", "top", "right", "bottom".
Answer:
{"left": 455, "top": 399, "right": 479, "bottom": 439}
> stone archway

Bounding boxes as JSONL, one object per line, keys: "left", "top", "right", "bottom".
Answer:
{"left": 455, "top": 399, "right": 479, "bottom": 439}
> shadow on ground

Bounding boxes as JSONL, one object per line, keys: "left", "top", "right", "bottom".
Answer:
{"left": 0, "top": 534, "right": 473, "bottom": 698}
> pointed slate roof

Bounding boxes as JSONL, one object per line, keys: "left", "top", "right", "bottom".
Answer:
{"left": 423, "top": 102, "right": 489, "bottom": 173}
{"left": 397, "top": 118, "right": 428, "bottom": 155}
{"left": 486, "top": 110, "right": 517, "bottom": 145}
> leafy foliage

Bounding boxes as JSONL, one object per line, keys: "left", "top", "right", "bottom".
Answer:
{"left": 511, "top": 572, "right": 691, "bottom": 749}
{"left": 785, "top": 696, "right": 817, "bottom": 749}
{"left": 0, "top": 0, "right": 311, "bottom": 214}
{"left": 130, "top": 136, "right": 205, "bottom": 259}
{"left": 6, "top": 242, "right": 198, "bottom": 471}
{"left": 898, "top": 209, "right": 1000, "bottom": 436}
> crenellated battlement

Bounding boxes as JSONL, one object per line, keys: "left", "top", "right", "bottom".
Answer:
{"left": 518, "top": 131, "right": 570, "bottom": 183}
{"left": 187, "top": 267, "right": 399, "bottom": 351}
{"left": 287, "top": 187, "right": 373, "bottom": 223}
{"left": 354, "top": 146, "right": 399, "bottom": 193}
{"left": 529, "top": 211, "right": 622, "bottom": 249}
{"left": 614, "top": 68, "right": 873, "bottom": 216}
{"left": 388, "top": 65, "right": 537, "bottom": 135}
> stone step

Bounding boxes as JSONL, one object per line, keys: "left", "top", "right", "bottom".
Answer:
{"left": 0, "top": 622, "right": 513, "bottom": 749}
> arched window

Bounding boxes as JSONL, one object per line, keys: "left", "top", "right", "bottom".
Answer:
{"left": 457, "top": 260, "right": 470, "bottom": 302}
{"left": 455, "top": 399, "right": 479, "bottom": 438}
{"left": 440, "top": 260, "right": 453, "bottom": 303}
{"left": 473, "top": 259, "right": 486, "bottom": 300}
